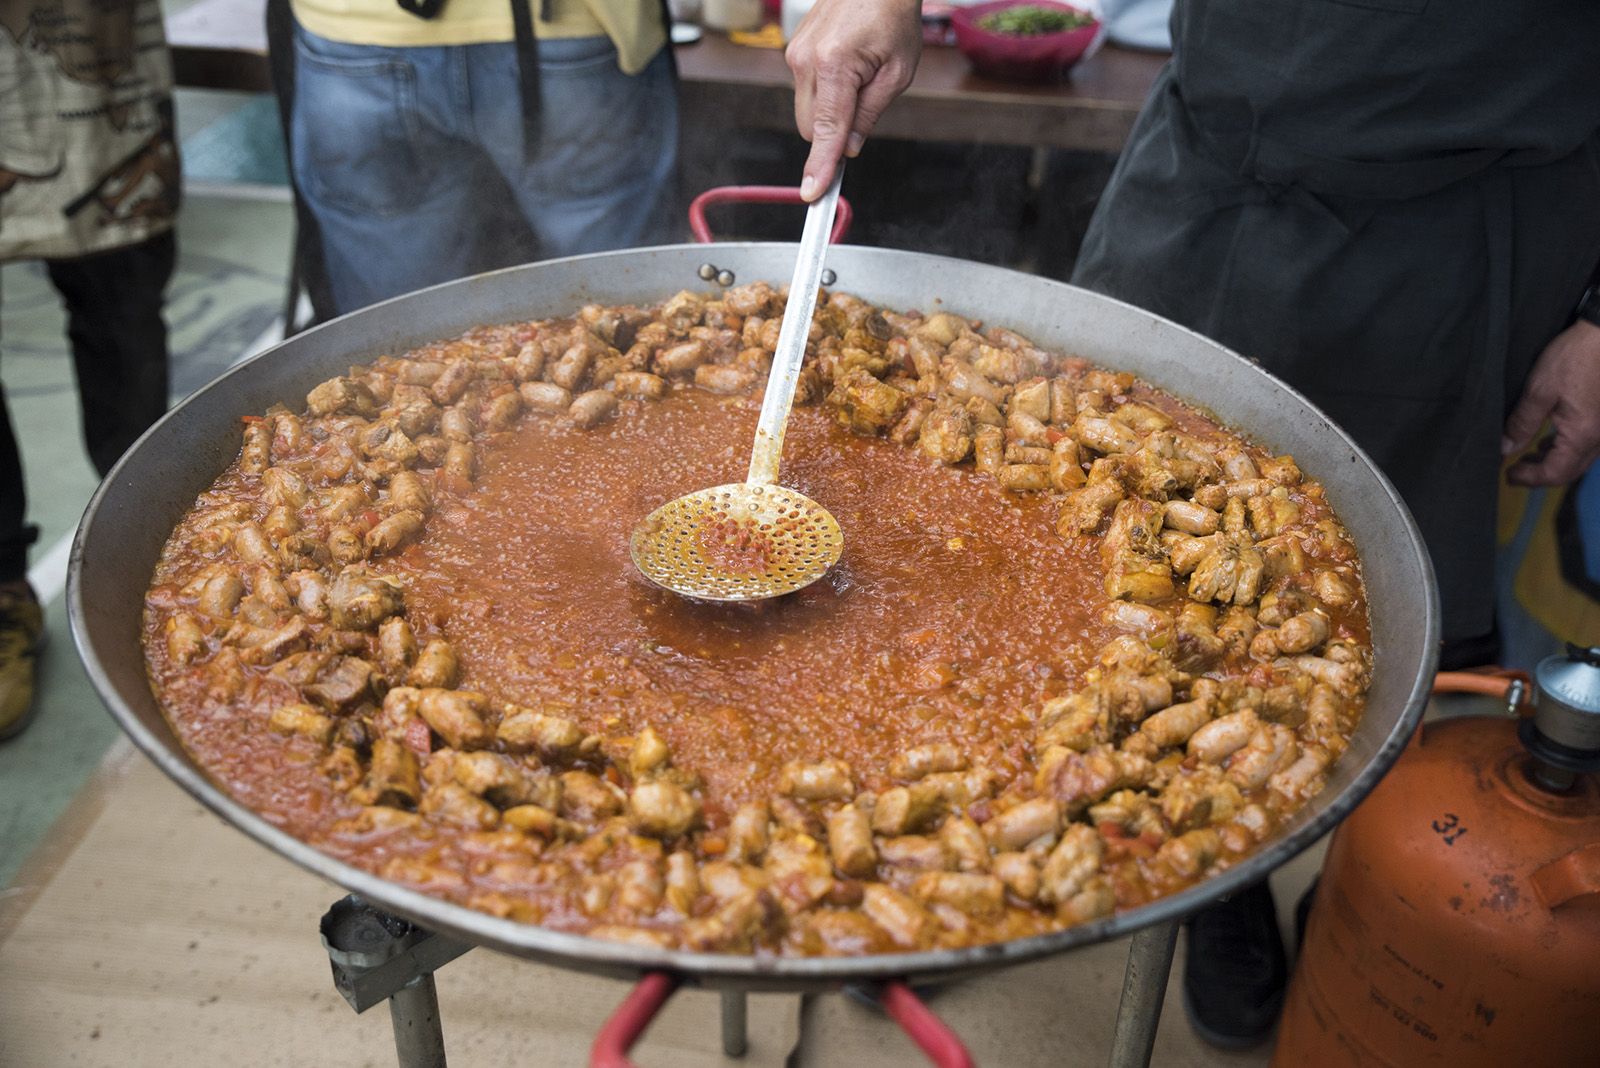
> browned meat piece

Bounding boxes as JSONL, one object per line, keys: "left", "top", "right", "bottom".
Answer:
{"left": 284, "top": 570, "right": 329, "bottom": 620}
{"left": 229, "top": 616, "right": 311, "bottom": 666}
{"left": 778, "top": 759, "right": 855, "bottom": 801}
{"left": 1137, "top": 697, "right": 1214, "bottom": 750}
{"left": 308, "top": 377, "right": 379, "bottom": 418}
{"left": 304, "top": 656, "right": 376, "bottom": 712}
{"left": 1047, "top": 438, "right": 1084, "bottom": 491}
{"left": 1248, "top": 493, "right": 1301, "bottom": 538}
{"left": 694, "top": 364, "right": 755, "bottom": 394}
{"left": 1157, "top": 827, "right": 1221, "bottom": 880}
{"left": 1188, "top": 708, "right": 1260, "bottom": 764}
{"left": 890, "top": 743, "right": 966, "bottom": 781}
{"left": 1103, "top": 601, "right": 1173, "bottom": 642}
{"left": 386, "top": 471, "right": 431, "bottom": 516}
{"left": 197, "top": 571, "right": 244, "bottom": 619}
{"left": 871, "top": 783, "right": 943, "bottom": 836}
{"left": 1270, "top": 744, "right": 1331, "bottom": 801}
{"left": 1073, "top": 413, "right": 1141, "bottom": 455}
{"left": 1164, "top": 500, "right": 1221, "bottom": 535}
{"left": 327, "top": 569, "right": 403, "bottom": 630}
{"left": 165, "top": 613, "right": 207, "bottom": 664}
{"left": 1005, "top": 444, "right": 1052, "bottom": 466}
{"left": 1035, "top": 745, "right": 1152, "bottom": 811}
{"left": 877, "top": 835, "right": 953, "bottom": 872}
{"left": 1227, "top": 723, "right": 1299, "bottom": 789}
{"left": 365, "top": 510, "right": 424, "bottom": 556}
{"left": 269, "top": 702, "right": 333, "bottom": 745}
{"left": 1058, "top": 479, "right": 1124, "bottom": 536}
{"left": 262, "top": 505, "right": 300, "bottom": 542}
{"left": 1009, "top": 377, "right": 1050, "bottom": 421}
{"left": 726, "top": 800, "right": 771, "bottom": 863}
{"left": 982, "top": 797, "right": 1062, "bottom": 851}
{"left": 355, "top": 738, "right": 421, "bottom": 807}
{"left": 629, "top": 779, "right": 700, "bottom": 838}
{"left": 496, "top": 705, "right": 584, "bottom": 757}
{"left": 1159, "top": 768, "right": 1241, "bottom": 832}
{"left": 441, "top": 441, "right": 477, "bottom": 490}
{"left": 1171, "top": 602, "right": 1226, "bottom": 671}
{"left": 240, "top": 421, "right": 271, "bottom": 474}
{"left": 1275, "top": 610, "right": 1330, "bottom": 654}
{"left": 376, "top": 616, "right": 416, "bottom": 678}
{"left": 888, "top": 398, "right": 932, "bottom": 447}
{"left": 417, "top": 688, "right": 493, "bottom": 749}
{"left": 943, "top": 361, "right": 1008, "bottom": 406}
{"left": 826, "top": 804, "right": 877, "bottom": 877}
{"left": 420, "top": 781, "right": 499, "bottom": 829}
{"left": 1100, "top": 498, "right": 1167, "bottom": 568}
{"left": 963, "top": 395, "right": 1004, "bottom": 427}
{"left": 913, "top": 871, "right": 1005, "bottom": 918}
{"left": 997, "top": 464, "right": 1049, "bottom": 492}
{"left": 398, "top": 360, "right": 448, "bottom": 386}
{"left": 611, "top": 371, "right": 667, "bottom": 400}
{"left": 548, "top": 345, "right": 594, "bottom": 392}
{"left": 1312, "top": 568, "right": 1356, "bottom": 607}
{"left": 261, "top": 467, "right": 309, "bottom": 510}
{"left": 429, "top": 360, "right": 476, "bottom": 406}
{"left": 973, "top": 424, "right": 1005, "bottom": 474}
{"left": 569, "top": 390, "right": 618, "bottom": 429}
{"left": 1286, "top": 654, "right": 1366, "bottom": 697}
{"left": 358, "top": 420, "right": 420, "bottom": 468}
{"left": 519, "top": 381, "right": 571, "bottom": 413}
{"left": 921, "top": 767, "right": 999, "bottom": 809}
{"left": 655, "top": 339, "right": 707, "bottom": 376}
{"left": 326, "top": 524, "right": 367, "bottom": 565}
{"left": 232, "top": 522, "right": 274, "bottom": 567}
{"left": 937, "top": 814, "right": 990, "bottom": 872}
{"left": 479, "top": 390, "right": 523, "bottom": 432}
{"left": 1039, "top": 824, "right": 1103, "bottom": 905}
{"left": 858, "top": 884, "right": 936, "bottom": 949}
{"left": 318, "top": 484, "right": 370, "bottom": 523}
{"left": 1187, "top": 540, "right": 1266, "bottom": 606}
{"left": 828, "top": 367, "right": 909, "bottom": 436}
{"left": 559, "top": 770, "right": 625, "bottom": 820}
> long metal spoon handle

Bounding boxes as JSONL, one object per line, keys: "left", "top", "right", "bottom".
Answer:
{"left": 745, "top": 164, "right": 844, "bottom": 486}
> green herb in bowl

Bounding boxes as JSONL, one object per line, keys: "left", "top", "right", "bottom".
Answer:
{"left": 978, "top": 4, "right": 1095, "bottom": 35}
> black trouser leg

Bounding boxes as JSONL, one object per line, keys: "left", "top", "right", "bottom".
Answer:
{"left": 44, "top": 230, "right": 176, "bottom": 478}
{"left": 0, "top": 272, "right": 37, "bottom": 584}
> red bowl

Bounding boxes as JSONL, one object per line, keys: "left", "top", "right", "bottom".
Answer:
{"left": 951, "top": 0, "right": 1101, "bottom": 82}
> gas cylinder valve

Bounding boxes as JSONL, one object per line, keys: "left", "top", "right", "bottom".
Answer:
{"left": 1522, "top": 643, "right": 1600, "bottom": 791}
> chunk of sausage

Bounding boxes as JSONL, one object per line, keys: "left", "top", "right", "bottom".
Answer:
{"left": 982, "top": 797, "right": 1062, "bottom": 851}
{"left": 268, "top": 702, "right": 333, "bottom": 745}
{"left": 198, "top": 571, "right": 245, "bottom": 619}
{"left": 365, "top": 510, "right": 424, "bottom": 556}
{"left": 912, "top": 871, "right": 1005, "bottom": 918}
{"left": 327, "top": 569, "right": 404, "bottom": 630}
{"left": 406, "top": 639, "right": 458, "bottom": 689}
{"left": 417, "top": 688, "right": 493, "bottom": 749}
{"left": 611, "top": 371, "right": 667, "bottom": 400}
{"left": 165, "top": 613, "right": 207, "bottom": 665}
{"left": 890, "top": 742, "right": 967, "bottom": 781}
{"left": 630, "top": 779, "right": 701, "bottom": 838}
{"left": 360, "top": 738, "right": 422, "bottom": 807}
{"left": 1188, "top": 708, "right": 1260, "bottom": 764}
{"left": 1039, "top": 824, "right": 1104, "bottom": 905}
{"left": 559, "top": 770, "right": 625, "bottom": 820}
{"left": 1275, "top": 610, "right": 1330, "bottom": 654}
{"left": 519, "top": 381, "right": 571, "bottom": 413}
{"left": 725, "top": 801, "right": 771, "bottom": 863}
{"left": 569, "top": 390, "right": 618, "bottom": 429}
{"left": 826, "top": 804, "right": 877, "bottom": 878}
{"left": 495, "top": 705, "right": 584, "bottom": 757}
{"left": 871, "top": 783, "right": 944, "bottom": 836}
{"left": 778, "top": 759, "right": 855, "bottom": 801}
{"left": 860, "top": 884, "right": 937, "bottom": 948}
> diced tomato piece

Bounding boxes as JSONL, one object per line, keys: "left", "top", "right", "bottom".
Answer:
{"left": 1045, "top": 427, "right": 1065, "bottom": 445}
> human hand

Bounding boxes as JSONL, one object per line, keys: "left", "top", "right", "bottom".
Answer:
{"left": 1504, "top": 319, "right": 1600, "bottom": 486}
{"left": 785, "top": 0, "right": 923, "bottom": 200}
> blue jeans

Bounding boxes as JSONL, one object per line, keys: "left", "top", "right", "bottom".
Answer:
{"left": 289, "top": 23, "right": 679, "bottom": 314}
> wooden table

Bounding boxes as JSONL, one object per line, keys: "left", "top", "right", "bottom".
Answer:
{"left": 678, "top": 32, "right": 1164, "bottom": 153}
{"left": 164, "top": 0, "right": 1165, "bottom": 154}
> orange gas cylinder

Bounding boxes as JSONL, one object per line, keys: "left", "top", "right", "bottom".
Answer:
{"left": 1272, "top": 649, "right": 1600, "bottom": 1068}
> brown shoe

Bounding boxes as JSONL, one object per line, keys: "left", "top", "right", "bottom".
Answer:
{"left": 0, "top": 580, "right": 43, "bottom": 742}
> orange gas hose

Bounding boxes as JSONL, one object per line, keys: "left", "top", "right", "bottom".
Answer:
{"left": 1432, "top": 672, "right": 1516, "bottom": 698}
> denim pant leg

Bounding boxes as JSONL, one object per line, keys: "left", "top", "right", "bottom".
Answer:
{"left": 470, "top": 39, "right": 680, "bottom": 257}
{"left": 289, "top": 25, "right": 526, "bottom": 314}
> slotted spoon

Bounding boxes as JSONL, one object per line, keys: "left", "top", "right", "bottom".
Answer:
{"left": 630, "top": 167, "right": 846, "bottom": 601}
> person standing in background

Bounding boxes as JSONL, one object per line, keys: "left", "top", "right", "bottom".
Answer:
{"left": 784, "top": 0, "right": 1600, "bottom": 1049}
{"left": 285, "top": 0, "right": 679, "bottom": 316}
{"left": 0, "top": 0, "right": 179, "bottom": 741}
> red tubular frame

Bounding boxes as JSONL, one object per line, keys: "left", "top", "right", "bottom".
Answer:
{"left": 688, "top": 186, "right": 854, "bottom": 245}
{"left": 590, "top": 973, "right": 974, "bottom": 1067}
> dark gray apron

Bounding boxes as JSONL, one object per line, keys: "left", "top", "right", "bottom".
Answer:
{"left": 1074, "top": 0, "right": 1600, "bottom": 644}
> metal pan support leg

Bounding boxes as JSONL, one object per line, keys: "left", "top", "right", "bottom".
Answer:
{"left": 320, "top": 896, "right": 473, "bottom": 1068}
{"left": 1108, "top": 919, "right": 1181, "bottom": 1068}
{"left": 720, "top": 989, "right": 749, "bottom": 1057}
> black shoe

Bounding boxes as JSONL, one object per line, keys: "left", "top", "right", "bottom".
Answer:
{"left": 1182, "top": 879, "right": 1288, "bottom": 1050}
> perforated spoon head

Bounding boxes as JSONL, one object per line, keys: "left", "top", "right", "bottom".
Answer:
{"left": 629, "top": 482, "right": 842, "bottom": 601}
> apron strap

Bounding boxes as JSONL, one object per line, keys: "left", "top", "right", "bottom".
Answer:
{"left": 510, "top": 0, "right": 550, "bottom": 166}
